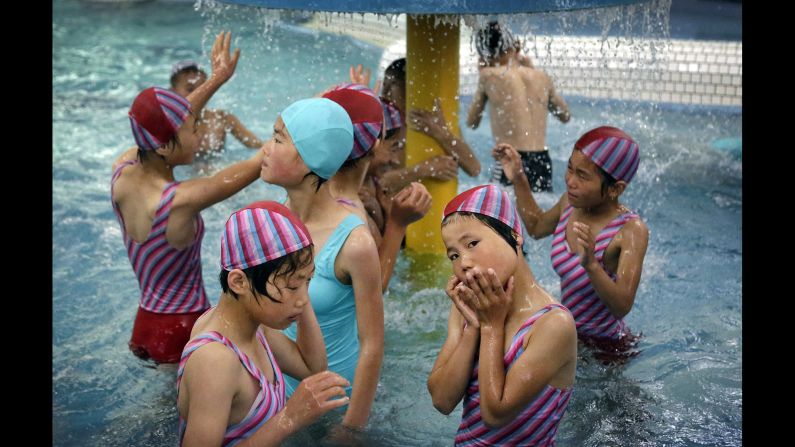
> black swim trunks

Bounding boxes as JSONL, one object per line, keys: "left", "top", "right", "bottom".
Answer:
{"left": 491, "top": 149, "right": 553, "bottom": 192}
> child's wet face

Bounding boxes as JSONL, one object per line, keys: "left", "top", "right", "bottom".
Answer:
{"left": 172, "top": 71, "right": 207, "bottom": 98}
{"left": 565, "top": 150, "right": 604, "bottom": 208}
{"left": 442, "top": 215, "right": 517, "bottom": 286}
{"left": 260, "top": 117, "right": 311, "bottom": 186}
{"left": 254, "top": 261, "right": 315, "bottom": 329}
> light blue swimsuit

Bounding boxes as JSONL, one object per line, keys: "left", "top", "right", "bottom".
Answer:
{"left": 283, "top": 214, "right": 365, "bottom": 396}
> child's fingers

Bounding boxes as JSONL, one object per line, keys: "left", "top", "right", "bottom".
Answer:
{"left": 486, "top": 268, "right": 503, "bottom": 294}
{"left": 322, "top": 395, "right": 350, "bottom": 410}
{"left": 465, "top": 271, "right": 486, "bottom": 300}
{"left": 318, "top": 385, "right": 348, "bottom": 403}
{"left": 458, "top": 284, "right": 478, "bottom": 308}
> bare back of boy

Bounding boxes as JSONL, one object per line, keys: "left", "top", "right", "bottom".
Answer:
{"left": 477, "top": 65, "right": 555, "bottom": 152}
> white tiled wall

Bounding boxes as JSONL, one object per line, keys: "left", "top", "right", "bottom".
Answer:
{"left": 304, "top": 14, "right": 741, "bottom": 107}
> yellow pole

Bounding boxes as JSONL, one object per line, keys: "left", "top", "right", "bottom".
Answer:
{"left": 405, "top": 15, "right": 460, "bottom": 254}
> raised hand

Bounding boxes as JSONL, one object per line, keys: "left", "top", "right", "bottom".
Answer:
{"left": 571, "top": 221, "right": 596, "bottom": 268}
{"left": 210, "top": 31, "right": 241, "bottom": 83}
{"left": 389, "top": 182, "right": 432, "bottom": 226}
{"left": 492, "top": 143, "right": 523, "bottom": 183}
{"left": 445, "top": 275, "right": 479, "bottom": 329}
{"left": 349, "top": 64, "right": 381, "bottom": 94}
{"left": 408, "top": 98, "right": 449, "bottom": 142}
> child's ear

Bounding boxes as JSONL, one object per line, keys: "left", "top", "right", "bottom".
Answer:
{"left": 610, "top": 181, "right": 628, "bottom": 200}
{"left": 227, "top": 269, "right": 250, "bottom": 295}
{"left": 514, "top": 231, "right": 524, "bottom": 254}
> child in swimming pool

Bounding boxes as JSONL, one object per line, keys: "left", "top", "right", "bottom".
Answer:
{"left": 111, "top": 31, "right": 264, "bottom": 364}
{"left": 428, "top": 184, "right": 577, "bottom": 446}
{"left": 493, "top": 126, "right": 649, "bottom": 357}
{"left": 321, "top": 83, "right": 431, "bottom": 292}
{"left": 258, "top": 96, "right": 383, "bottom": 432}
{"left": 170, "top": 59, "right": 264, "bottom": 154}
{"left": 176, "top": 202, "right": 350, "bottom": 446}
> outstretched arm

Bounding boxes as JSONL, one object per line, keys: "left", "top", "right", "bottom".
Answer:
{"left": 379, "top": 155, "right": 459, "bottom": 196}
{"left": 492, "top": 144, "right": 562, "bottom": 239}
{"left": 225, "top": 112, "right": 265, "bottom": 149}
{"left": 174, "top": 148, "right": 264, "bottom": 214}
{"left": 409, "top": 98, "right": 481, "bottom": 176}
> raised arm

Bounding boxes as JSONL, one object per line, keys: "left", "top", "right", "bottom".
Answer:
{"left": 186, "top": 31, "right": 241, "bottom": 117}
{"left": 377, "top": 183, "right": 431, "bottom": 292}
{"left": 378, "top": 155, "right": 458, "bottom": 196}
{"left": 427, "top": 276, "right": 481, "bottom": 415}
{"left": 409, "top": 98, "right": 481, "bottom": 176}
{"left": 478, "top": 310, "right": 575, "bottom": 427}
{"left": 573, "top": 218, "right": 649, "bottom": 319}
{"left": 338, "top": 228, "right": 384, "bottom": 429}
{"left": 493, "top": 143, "right": 563, "bottom": 239}
{"left": 461, "top": 268, "right": 576, "bottom": 428}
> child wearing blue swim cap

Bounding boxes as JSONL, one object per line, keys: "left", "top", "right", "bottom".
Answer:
{"left": 259, "top": 97, "right": 385, "bottom": 435}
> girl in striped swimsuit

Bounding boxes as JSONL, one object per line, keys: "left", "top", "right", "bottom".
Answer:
{"left": 429, "top": 185, "right": 577, "bottom": 446}
{"left": 493, "top": 126, "right": 649, "bottom": 359}
{"left": 177, "top": 203, "right": 350, "bottom": 446}
{"left": 111, "top": 32, "right": 264, "bottom": 363}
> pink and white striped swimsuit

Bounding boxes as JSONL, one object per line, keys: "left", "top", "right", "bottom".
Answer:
{"left": 551, "top": 205, "right": 640, "bottom": 340}
{"left": 455, "top": 304, "right": 574, "bottom": 446}
{"left": 111, "top": 160, "right": 209, "bottom": 314}
{"left": 177, "top": 329, "right": 286, "bottom": 446}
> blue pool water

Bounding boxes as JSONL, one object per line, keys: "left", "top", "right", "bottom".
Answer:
{"left": 53, "top": 1, "right": 741, "bottom": 445}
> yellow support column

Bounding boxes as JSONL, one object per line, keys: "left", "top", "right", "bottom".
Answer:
{"left": 405, "top": 15, "right": 460, "bottom": 254}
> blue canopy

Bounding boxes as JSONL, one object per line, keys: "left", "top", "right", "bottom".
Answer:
{"left": 218, "top": 0, "right": 648, "bottom": 15}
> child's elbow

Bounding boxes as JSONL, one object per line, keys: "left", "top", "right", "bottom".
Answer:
{"left": 431, "top": 396, "right": 457, "bottom": 416}
{"left": 428, "top": 382, "right": 458, "bottom": 415}
{"left": 610, "top": 295, "right": 635, "bottom": 319}
{"left": 480, "top": 409, "right": 512, "bottom": 429}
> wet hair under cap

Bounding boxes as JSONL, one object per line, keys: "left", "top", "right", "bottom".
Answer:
{"left": 475, "top": 21, "right": 516, "bottom": 62}
{"left": 218, "top": 201, "right": 314, "bottom": 303}
{"left": 384, "top": 58, "right": 406, "bottom": 84}
{"left": 220, "top": 246, "right": 313, "bottom": 303}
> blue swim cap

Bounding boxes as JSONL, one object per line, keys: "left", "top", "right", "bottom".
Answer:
{"left": 281, "top": 98, "right": 354, "bottom": 180}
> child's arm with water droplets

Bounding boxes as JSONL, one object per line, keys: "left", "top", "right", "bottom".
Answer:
{"left": 577, "top": 218, "right": 649, "bottom": 319}
{"left": 186, "top": 31, "right": 240, "bottom": 118}
{"left": 428, "top": 277, "right": 481, "bottom": 415}
{"left": 409, "top": 98, "right": 481, "bottom": 176}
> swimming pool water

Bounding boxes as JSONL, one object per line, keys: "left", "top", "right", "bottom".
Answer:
{"left": 53, "top": 1, "right": 741, "bottom": 445}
